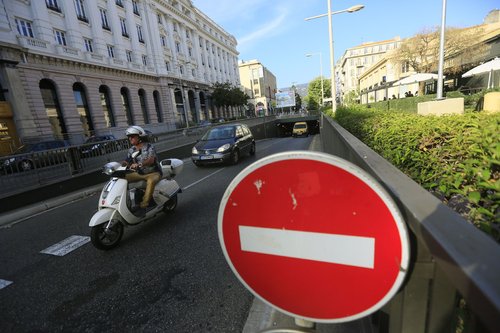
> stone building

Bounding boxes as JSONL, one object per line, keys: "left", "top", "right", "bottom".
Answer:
{"left": 0, "top": 0, "right": 239, "bottom": 154}
{"left": 238, "top": 59, "right": 277, "bottom": 116}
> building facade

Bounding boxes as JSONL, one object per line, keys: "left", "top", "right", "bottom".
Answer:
{"left": 336, "top": 37, "right": 401, "bottom": 103}
{"left": 238, "top": 59, "right": 276, "bottom": 116}
{"left": 0, "top": 0, "right": 239, "bottom": 153}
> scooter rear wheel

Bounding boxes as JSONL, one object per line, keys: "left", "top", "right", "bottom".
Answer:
{"left": 91, "top": 219, "right": 124, "bottom": 250}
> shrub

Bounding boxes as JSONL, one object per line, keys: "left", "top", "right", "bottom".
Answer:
{"left": 335, "top": 107, "right": 500, "bottom": 241}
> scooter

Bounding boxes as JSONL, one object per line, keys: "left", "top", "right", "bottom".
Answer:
{"left": 89, "top": 157, "right": 183, "bottom": 250}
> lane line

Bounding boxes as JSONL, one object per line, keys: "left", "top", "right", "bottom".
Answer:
{"left": 0, "top": 279, "right": 13, "bottom": 289}
{"left": 40, "top": 235, "right": 90, "bottom": 256}
{"left": 239, "top": 226, "right": 375, "bottom": 269}
{"left": 182, "top": 167, "right": 226, "bottom": 190}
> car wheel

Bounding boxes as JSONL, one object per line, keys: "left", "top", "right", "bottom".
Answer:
{"left": 231, "top": 149, "right": 239, "bottom": 165}
{"left": 249, "top": 142, "right": 256, "bottom": 156}
{"left": 19, "top": 160, "right": 33, "bottom": 171}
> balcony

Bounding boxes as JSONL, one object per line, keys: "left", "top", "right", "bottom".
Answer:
{"left": 17, "top": 36, "right": 48, "bottom": 50}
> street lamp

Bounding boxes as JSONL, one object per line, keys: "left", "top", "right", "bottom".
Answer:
{"left": 306, "top": 53, "right": 324, "bottom": 107}
{"left": 305, "top": 3, "right": 364, "bottom": 113}
{"left": 436, "top": 0, "right": 447, "bottom": 100}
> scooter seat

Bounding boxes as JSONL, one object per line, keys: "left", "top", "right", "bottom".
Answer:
{"left": 128, "top": 180, "right": 147, "bottom": 189}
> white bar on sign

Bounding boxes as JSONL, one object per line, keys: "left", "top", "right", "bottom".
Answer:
{"left": 239, "top": 226, "right": 375, "bottom": 269}
{"left": 40, "top": 235, "right": 90, "bottom": 256}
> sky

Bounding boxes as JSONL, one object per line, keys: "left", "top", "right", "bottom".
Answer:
{"left": 193, "top": 0, "right": 498, "bottom": 89}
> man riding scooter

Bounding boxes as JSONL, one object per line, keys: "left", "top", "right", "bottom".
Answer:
{"left": 122, "top": 126, "right": 161, "bottom": 217}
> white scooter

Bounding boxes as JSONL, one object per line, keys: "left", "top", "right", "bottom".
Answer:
{"left": 89, "top": 157, "right": 183, "bottom": 250}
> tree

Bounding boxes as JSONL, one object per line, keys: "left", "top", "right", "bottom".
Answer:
{"left": 343, "top": 90, "right": 359, "bottom": 106}
{"left": 211, "top": 82, "right": 249, "bottom": 116}
{"left": 295, "top": 92, "right": 302, "bottom": 110}
{"left": 307, "top": 77, "right": 331, "bottom": 109}
{"left": 392, "top": 25, "right": 487, "bottom": 93}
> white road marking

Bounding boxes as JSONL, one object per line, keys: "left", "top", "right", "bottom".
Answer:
{"left": 182, "top": 168, "right": 226, "bottom": 190}
{"left": 40, "top": 235, "right": 90, "bottom": 256}
{"left": 239, "top": 226, "right": 375, "bottom": 269}
{"left": 0, "top": 279, "right": 13, "bottom": 289}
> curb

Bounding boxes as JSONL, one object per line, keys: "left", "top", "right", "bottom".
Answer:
{"left": 0, "top": 184, "right": 103, "bottom": 227}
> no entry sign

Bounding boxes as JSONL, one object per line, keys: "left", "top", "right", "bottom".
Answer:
{"left": 218, "top": 151, "right": 410, "bottom": 322}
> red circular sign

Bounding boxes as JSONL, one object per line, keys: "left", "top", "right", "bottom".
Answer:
{"left": 218, "top": 151, "right": 409, "bottom": 322}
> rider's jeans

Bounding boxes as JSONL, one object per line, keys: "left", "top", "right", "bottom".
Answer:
{"left": 125, "top": 172, "right": 161, "bottom": 208}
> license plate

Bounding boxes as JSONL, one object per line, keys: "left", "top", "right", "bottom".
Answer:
{"left": 200, "top": 155, "right": 214, "bottom": 160}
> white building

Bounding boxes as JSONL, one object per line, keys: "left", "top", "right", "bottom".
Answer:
{"left": 238, "top": 59, "right": 277, "bottom": 116}
{"left": 337, "top": 37, "right": 401, "bottom": 103}
{"left": 0, "top": 0, "right": 239, "bottom": 151}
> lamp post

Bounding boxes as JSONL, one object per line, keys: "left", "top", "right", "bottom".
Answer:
{"left": 306, "top": 53, "right": 324, "bottom": 107}
{"left": 305, "top": 3, "right": 364, "bottom": 113}
{"left": 436, "top": 0, "right": 447, "bottom": 100}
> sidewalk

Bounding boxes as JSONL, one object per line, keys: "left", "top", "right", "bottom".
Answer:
{"left": 243, "top": 298, "right": 375, "bottom": 333}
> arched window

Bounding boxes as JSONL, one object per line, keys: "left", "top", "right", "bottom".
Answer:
{"left": 138, "top": 89, "right": 149, "bottom": 124}
{"left": 153, "top": 90, "right": 163, "bottom": 123}
{"left": 99, "top": 85, "right": 115, "bottom": 127}
{"left": 39, "top": 79, "right": 67, "bottom": 139}
{"left": 121, "top": 87, "right": 133, "bottom": 125}
{"left": 73, "top": 83, "right": 94, "bottom": 137}
{"left": 174, "top": 88, "right": 186, "bottom": 128}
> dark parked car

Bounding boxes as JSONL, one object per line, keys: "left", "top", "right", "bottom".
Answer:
{"left": 1, "top": 139, "right": 70, "bottom": 172}
{"left": 191, "top": 124, "right": 255, "bottom": 166}
{"left": 144, "top": 130, "right": 158, "bottom": 143}
{"left": 80, "top": 135, "right": 122, "bottom": 157}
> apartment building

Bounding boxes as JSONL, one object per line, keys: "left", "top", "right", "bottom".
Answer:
{"left": 337, "top": 37, "right": 401, "bottom": 103}
{"left": 238, "top": 59, "right": 277, "bottom": 116}
{"left": 0, "top": 0, "right": 239, "bottom": 152}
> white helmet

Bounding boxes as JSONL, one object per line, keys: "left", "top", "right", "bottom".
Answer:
{"left": 125, "top": 125, "right": 146, "bottom": 137}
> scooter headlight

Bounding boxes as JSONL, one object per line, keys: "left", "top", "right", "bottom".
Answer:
{"left": 103, "top": 162, "right": 121, "bottom": 175}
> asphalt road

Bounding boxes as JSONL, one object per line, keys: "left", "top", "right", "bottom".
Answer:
{"left": 0, "top": 136, "right": 317, "bottom": 333}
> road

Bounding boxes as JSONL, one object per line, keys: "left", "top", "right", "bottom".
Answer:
{"left": 0, "top": 136, "right": 318, "bottom": 332}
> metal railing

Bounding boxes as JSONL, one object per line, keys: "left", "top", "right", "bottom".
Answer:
{"left": 0, "top": 117, "right": 277, "bottom": 200}
{"left": 320, "top": 114, "right": 499, "bottom": 332}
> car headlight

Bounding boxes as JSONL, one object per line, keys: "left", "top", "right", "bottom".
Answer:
{"left": 217, "top": 144, "right": 231, "bottom": 152}
{"left": 192, "top": 146, "right": 198, "bottom": 154}
{"left": 3, "top": 158, "right": 15, "bottom": 166}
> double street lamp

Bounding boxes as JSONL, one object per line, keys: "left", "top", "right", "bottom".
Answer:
{"left": 305, "top": 2, "right": 364, "bottom": 112}
{"left": 305, "top": 52, "right": 324, "bottom": 107}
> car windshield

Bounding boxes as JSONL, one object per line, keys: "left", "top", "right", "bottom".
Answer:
{"left": 202, "top": 127, "right": 235, "bottom": 140}
{"left": 295, "top": 124, "right": 307, "bottom": 129}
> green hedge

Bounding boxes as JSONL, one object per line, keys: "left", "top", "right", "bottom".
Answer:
{"left": 365, "top": 88, "right": 500, "bottom": 113}
{"left": 333, "top": 106, "right": 500, "bottom": 241}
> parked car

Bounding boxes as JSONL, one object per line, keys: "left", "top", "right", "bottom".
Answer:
{"left": 198, "top": 120, "right": 212, "bottom": 127}
{"left": 144, "top": 130, "right": 158, "bottom": 143}
{"left": 292, "top": 121, "right": 309, "bottom": 137}
{"left": 0, "top": 140, "right": 70, "bottom": 173}
{"left": 80, "top": 135, "right": 121, "bottom": 157}
{"left": 191, "top": 124, "right": 255, "bottom": 166}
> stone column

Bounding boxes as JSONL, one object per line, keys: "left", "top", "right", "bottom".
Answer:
{"left": 86, "top": 0, "right": 107, "bottom": 56}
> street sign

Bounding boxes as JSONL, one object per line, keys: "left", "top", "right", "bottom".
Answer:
{"left": 218, "top": 151, "right": 410, "bottom": 323}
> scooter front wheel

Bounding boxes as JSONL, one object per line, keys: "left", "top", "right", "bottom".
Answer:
{"left": 162, "top": 195, "right": 178, "bottom": 213}
{"left": 91, "top": 219, "right": 124, "bottom": 250}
